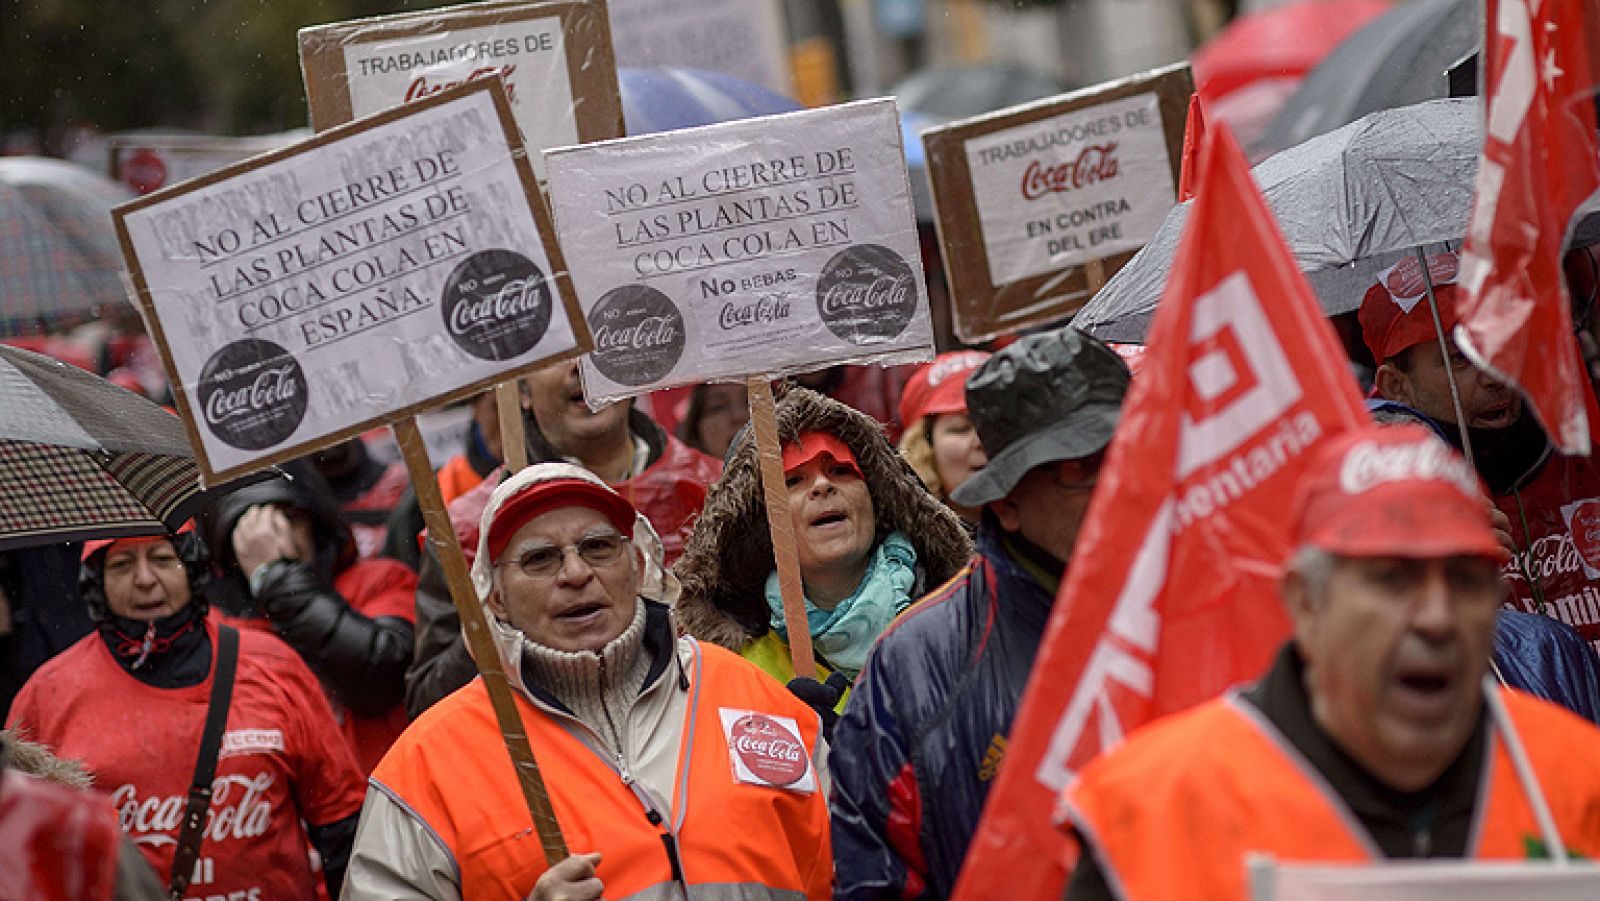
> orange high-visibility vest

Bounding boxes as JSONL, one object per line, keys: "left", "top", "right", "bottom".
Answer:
{"left": 373, "top": 639, "right": 831, "bottom": 900}
{"left": 1064, "top": 692, "right": 1600, "bottom": 901}
{"left": 436, "top": 454, "right": 486, "bottom": 507}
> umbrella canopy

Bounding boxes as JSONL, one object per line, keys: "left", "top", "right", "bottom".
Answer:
{"left": 892, "top": 62, "right": 1065, "bottom": 122}
{"left": 1251, "top": 0, "right": 1477, "bottom": 157}
{"left": 619, "top": 66, "right": 802, "bottom": 136}
{"left": 1072, "top": 98, "right": 1481, "bottom": 342}
{"left": 0, "top": 156, "right": 135, "bottom": 337}
{"left": 0, "top": 343, "right": 209, "bottom": 551}
{"left": 1192, "top": 0, "right": 1390, "bottom": 149}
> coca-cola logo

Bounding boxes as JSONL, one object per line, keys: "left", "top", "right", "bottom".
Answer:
{"left": 1020, "top": 143, "right": 1121, "bottom": 201}
{"left": 111, "top": 772, "right": 275, "bottom": 848}
{"left": 403, "top": 64, "right": 517, "bottom": 104}
{"left": 587, "top": 285, "right": 685, "bottom": 386}
{"left": 441, "top": 250, "right": 552, "bottom": 361}
{"left": 197, "top": 339, "right": 308, "bottom": 451}
{"left": 718, "top": 294, "right": 792, "bottom": 330}
{"left": 730, "top": 714, "right": 807, "bottom": 786}
{"left": 816, "top": 244, "right": 919, "bottom": 344}
{"left": 121, "top": 148, "right": 167, "bottom": 195}
{"left": 1382, "top": 253, "right": 1460, "bottom": 302}
{"left": 1562, "top": 498, "right": 1600, "bottom": 579}
{"left": 1339, "top": 439, "right": 1480, "bottom": 498}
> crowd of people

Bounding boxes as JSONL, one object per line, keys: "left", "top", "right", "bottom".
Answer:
{"left": 8, "top": 249, "right": 1600, "bottom": 900}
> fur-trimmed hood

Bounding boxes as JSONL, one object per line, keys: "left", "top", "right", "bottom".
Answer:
{"left": 674, "top": 387, "right": 973, "bottom": 652}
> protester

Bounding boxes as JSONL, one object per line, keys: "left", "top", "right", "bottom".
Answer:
{"left": 1061, "top": 424, "right": 1600, "bottom": 899}
{"left": 677, "top": 381, "right": 750, "bottom": 459}
{"left": 344, "top": 463, "right": 831, "bottom": 900}
{"left": 1361, "top": 251, "right": 1600, "bottom": 654}
{"left": 381, "top": 390, "right": 505, "bottom": 569}
{"left": 674, "top": 387, "right": 971, "bottom": 719}
{"left": 403, "top": 359, "right": 723, "bottom": 718}
{"left": 199, "top": 461, "right": 418, "bottom": 774}
{"left": 830, "top": 329, "right": 1130, "bottom": 900}
{"left": 896, "top": 350, "right": 991, "bottom": 527}
{"left": 1, "top": 728, "right": 165, "bottom": 900}
{"left": 6, "top": 530, "right": 365, "bottom": 900}
{"left": 313, "top": 436, "right": 413, "bottom": 559}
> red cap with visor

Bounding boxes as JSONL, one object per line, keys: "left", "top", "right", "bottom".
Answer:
{"left": 781, "top": 431, "right": 862, "bottom": 479}
{"left": 1358, "top": 252, "right": 1463, "bottom": 364}
{"left": 486, "top": 479, "right": 637, "bottom": 565}
{"left": 898, "top": 351, "right": 990, "bottom": 428}
{"left": 1290, "top": 424, "right": 1506, "bottom": 561}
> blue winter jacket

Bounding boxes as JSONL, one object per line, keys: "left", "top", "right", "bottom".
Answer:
{"left": 830, "top": 524, "right": 1055, "bottom": 900}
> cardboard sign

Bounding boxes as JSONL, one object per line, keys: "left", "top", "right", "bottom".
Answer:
{"left": 924, "top": 63, "right": 1192, "bottom": 342}
{"left": 298, "top": 0, "right": 622, "bottom": 180}
{"left": 606, "top": 0, "right": 792, "bottom": 97}
{"left": 114, "top": 81, "right": 589, "bottom": 483}
{"left": 109, "top": 133, "right": 304, "bottom": 196}
{"left": 544, "top": 98, "right": 933, "bottom": 404}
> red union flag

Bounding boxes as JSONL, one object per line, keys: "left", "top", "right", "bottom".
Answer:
{"left": 1457, "top": 0, "right": 1600, "bottom": 454}
{"left": 1176, "top": 92, "right": 1206, "bottom": 203}
{"left": 951, "top": 125, "right": 1368, "bottom": 900}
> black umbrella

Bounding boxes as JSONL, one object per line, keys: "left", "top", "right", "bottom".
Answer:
{"left": 1251, "top": 0, "right": 1478, "bottom": 158}
{"left": 0, "top": 343, "right": 213, "bottom": 551}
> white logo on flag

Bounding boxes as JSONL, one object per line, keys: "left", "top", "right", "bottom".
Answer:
{"left": 1036, "top": 271, "right": 1310, "bottom": 791}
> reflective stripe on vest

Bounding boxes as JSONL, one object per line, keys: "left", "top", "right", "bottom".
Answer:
{"left": 1063, "top": 690, "right": 1600, "bottom": 901}
{"left": 373, "top": 639, "right": 830, "bottom": 901}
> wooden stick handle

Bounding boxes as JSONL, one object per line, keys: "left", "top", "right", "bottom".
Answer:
{"left": 495, "top": 381, "right": 530, "bottom": 474}
{"left": 747, "top": 377, "right": 818, "bottom": 680}
{"left": 393, "top": 416, "right": 567, "bottom": 864}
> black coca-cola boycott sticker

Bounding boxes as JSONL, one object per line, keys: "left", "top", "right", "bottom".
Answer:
{"left": 587, "top": 285, "right": 686, "bottom": 387}
{"left": 815, "top": 244, "right": 919, "bottom": 344}
{"left": 197, "top": 339, "right": 309, "bottom": 451}
{"left": 441, "top": 249, "right": 553, "bottom": 361}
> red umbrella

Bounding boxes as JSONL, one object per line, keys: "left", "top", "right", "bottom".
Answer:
{"left": 1193, "top": 0, "right": 1390, "bottom": 148}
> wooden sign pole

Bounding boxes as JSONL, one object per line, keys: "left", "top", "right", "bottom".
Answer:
{"left": 393, "top": 416, "right": 567, "bottom": 864}
{"left": 495, "top": 381, "right": 531, "bottom": 474}
{"left": 747, "top": 377, "right": 818, "bottom": 680}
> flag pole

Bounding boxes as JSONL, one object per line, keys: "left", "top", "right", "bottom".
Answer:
{"left": 1416, "top": 247, "right": 1476, "bottom": 470}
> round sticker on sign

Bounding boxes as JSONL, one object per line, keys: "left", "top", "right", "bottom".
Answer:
{"left": 588, "top": 285, "right": 686, "bottom": 387}
{"left": 441, "top": 250, "right": 553, "bottom": 361}
{"left": 816, "top": 244, "right": 919, "bottom": 344}
{"left": 719, "top": 709, "right": 814, "bottom": 792}
{"left": 197, "top": 339, "right": 308, "bottom": 451}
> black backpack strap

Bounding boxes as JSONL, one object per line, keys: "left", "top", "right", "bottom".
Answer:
{"left": 168, "top": 624, "right": 239, "bottom": 900}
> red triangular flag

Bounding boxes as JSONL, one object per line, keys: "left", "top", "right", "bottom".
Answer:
{"left": 951, "top": 124, "right": 1368, "bottom": 900}
{"left": 1457, "top": 0, "right": 1600, "bottom": 454}
{"left": 1176, "top": 93, "right": 1207, "bottom": 202}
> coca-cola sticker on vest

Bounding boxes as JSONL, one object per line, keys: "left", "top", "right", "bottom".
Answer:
{"left": 440, "top": 249, "right": 553, "bottom": 361}
{"left": 197, "top": 339, "right": 309, "bottom": 451}
{"left": 718, "top": 708, "right": 816, "bottom": 793}
{"left": 816, "top": 243, "right": 919, "bottom": 344}
{"left": 588, "top": 284, "right": 686, "bottom": 386}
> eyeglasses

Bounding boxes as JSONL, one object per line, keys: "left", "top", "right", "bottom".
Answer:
{"left": 502, "top": 532, "right": 630, "bottom": 579}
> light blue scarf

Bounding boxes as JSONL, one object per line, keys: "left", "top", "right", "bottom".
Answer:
{"left": 765, "top": 531, "right": 917, "bottom": 679}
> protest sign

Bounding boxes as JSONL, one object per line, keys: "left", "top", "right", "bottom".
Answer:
{"left": 607, "top": 0, "right": 792, "bottom": 97}
{"left": 114, "top": 79, "right": 588, "bottom": 484}
{"left": 544, "top": 97, "right": 933, "bottom": 407}
{"left": 924, "top": 63, "right": 1191, "bottom": 342}
{"left": 298, "top": 0, "right": 623, "bottom": 181}
{"left": 109, "top": 132, "right": 304, "bottom": 195}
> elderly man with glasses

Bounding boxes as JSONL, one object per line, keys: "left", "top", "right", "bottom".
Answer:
{"left": 344, "top": 463, "right": 832, "bottom": 901}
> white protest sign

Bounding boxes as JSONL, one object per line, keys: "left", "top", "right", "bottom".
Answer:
{"left": 299, "top": 0, "right": 623, "bottom": 181}
{"left": 964, "top": 91, "right": 1174, "bottom": 285}
{"left": 115, "top": 81, "right": 588, "bottom": 482}
{"left": 606, "top": 0, "right": 792, "bottom": 96}
{"left": 544, "top": 98, "right": 932, "bottom": 405}
{"left": 1249, "top": 858, "right": 1600, "bottom": 901}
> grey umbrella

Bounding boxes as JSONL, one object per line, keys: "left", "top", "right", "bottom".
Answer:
{"left": 1252, "top": 0, "right": 1478, "bottom": 158}
{"left": 1071, "top": 97, "right": 1600, "bottom": 343}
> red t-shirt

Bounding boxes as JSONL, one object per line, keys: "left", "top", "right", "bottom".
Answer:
{"left": 1499, "top": 453, "right": 1600, "bottom": 656}
{"left": 224, "top": 557, "right": 417, "bottom": 775}
{"left": 6, "top": 621, "right": 366, "bottom": 901}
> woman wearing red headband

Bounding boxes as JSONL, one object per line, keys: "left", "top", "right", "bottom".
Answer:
{"left": 675, "top": 388, "right": 971, "bottom": 720}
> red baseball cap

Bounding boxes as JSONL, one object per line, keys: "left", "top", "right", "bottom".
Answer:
{"left": 898, "top": 351, "right": 991, "bottom": 428}
{"left": 1358, "top": 252, "right": 1463, "bottom": 363}
{"left": 781, "top": 431, "right": 863, "bottom": 479}
{"left": 81, "top": 522, "right": 195, "bottom": 562}
{"left": 1290, "top": 424, "right": 1506, "bottom": 561}
{"left": 485, "top": 478, "right": 637, "bottom": 565}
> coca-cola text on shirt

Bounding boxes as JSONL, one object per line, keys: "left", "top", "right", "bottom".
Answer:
{"left": 111, "top": 772, "right": 276, "bottom": 848}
